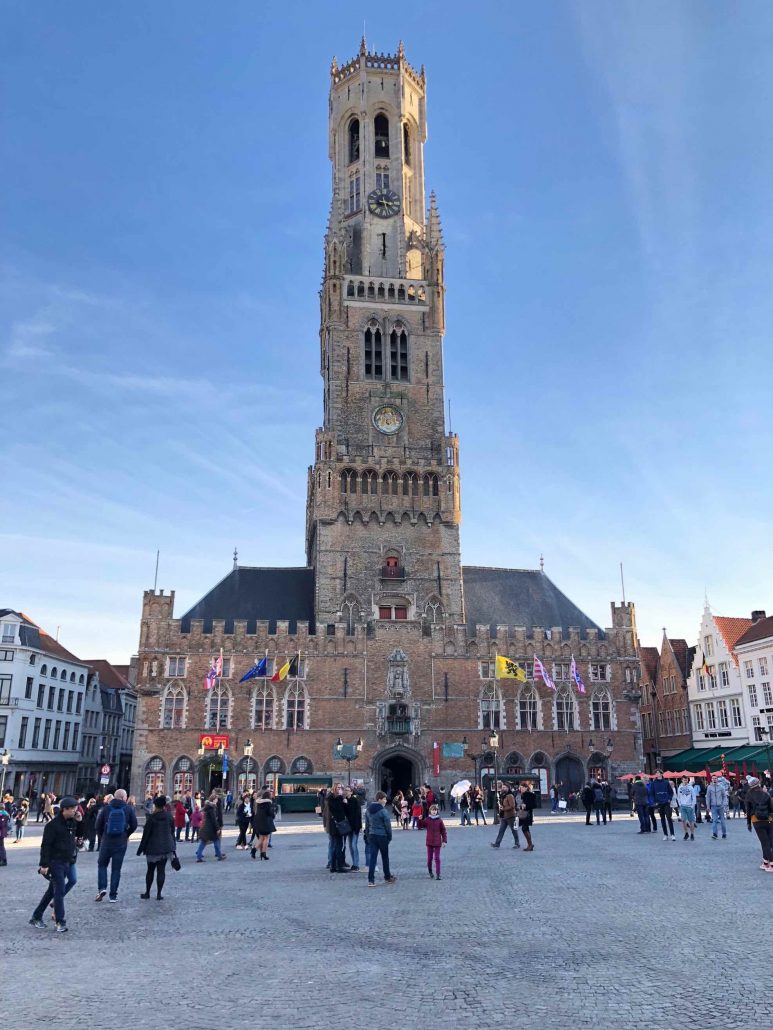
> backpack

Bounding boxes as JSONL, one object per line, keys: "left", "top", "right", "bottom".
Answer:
{"left": 593, "top": 787, "right": 604, "bottom": 804}
{"left": 753, "top": 793, "right": 772, "bottom": 822}
{"left": 106, "top": 805, "right": 127, "bottom": 837}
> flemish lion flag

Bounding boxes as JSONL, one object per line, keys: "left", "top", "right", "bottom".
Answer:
{"left": 495, "top": 655, "right": 527, "bottom": 682}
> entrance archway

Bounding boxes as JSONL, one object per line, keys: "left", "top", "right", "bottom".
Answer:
{"left": 374, "top": 747, "right": 423, "bottom": 799}
{"left": 198, "top": 758, "right": 224, "bottom": 794}
{"left": 555, "top": 754, "right": 585, "bottom": 795}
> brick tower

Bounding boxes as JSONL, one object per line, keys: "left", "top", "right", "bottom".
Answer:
{"left": 306, "top": 38, "right": 463, "bottom": 631}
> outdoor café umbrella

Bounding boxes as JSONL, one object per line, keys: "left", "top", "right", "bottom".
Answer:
{"left": 450, "top": 779, "right": 472, "bottom": 798}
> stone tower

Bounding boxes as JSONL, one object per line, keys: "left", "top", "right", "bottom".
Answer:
{"left": 306, "top": 39, "right": 463, "bottom": 631}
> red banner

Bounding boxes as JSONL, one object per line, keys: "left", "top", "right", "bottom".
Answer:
{"left": 433, "top": 740, "right": 440, "bottom": 777}
{"left": 199, "top": 734, "right": 230, "bottom": 750}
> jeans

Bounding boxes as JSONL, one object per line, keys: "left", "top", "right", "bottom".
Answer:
{"left": 754, "top": 821, "right": 773, "bottom": 863}
{"left": 175, "top": 826, "right": 183, "bottom": 841}
{"left": 604, "top": 802, "right": 613, "bottom": 822}
{"left": 367, "top": 836, "right": 391, "bottom": 883}
{"left": 635, "top": 803, "right": 650, "bottom": 831}
{"left": 326, "top": 833, "right": 335, "bottom": 868}
{"left": 98, "top": 841, "right": 127, "bottom": 898}
{"left": 658, "top": 803, "right": 674, "bottom": 836}
{"left": 711, "top": 804, "right": 727, "bottom": 837}
{"left": 473, "top": 804, "right": 487, "bottom": 826}
{"left": 348, "top": 832, "right": 360, "bottom": 867}
{"left": 594, "top": 803, "right": 606, "bottom": 825}
{"left": 494, "top": 816, "right": 519, "bottom": 846}
{"left": 584, "top": 803, "right": 593, "bottom": 825}
{"left": 16, "top": 824, "right": 25, "bottom": 841}
{"left": 34, "top": 860, "right": 77, "bottom": 924}
{"left": 647, "top": 804, "right": 658, "bottom": 831}
{"left": 330, "top": 833, "right": 346, "bottom": 871}
{"left": 460, "top": 809, "right": 472, "bottom": 826}
{"left": 551, "top": 797, "right": 558, "bottom": 813}
{"left": 195, "top": 837, "right": 222, "bottom": 860}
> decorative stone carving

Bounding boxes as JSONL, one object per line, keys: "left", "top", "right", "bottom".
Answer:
{"left": 387, "top": 648, "right": 410, "bottom": 698}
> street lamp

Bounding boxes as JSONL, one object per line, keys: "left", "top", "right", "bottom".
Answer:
{"left": 0, "top": 750, "right": 10, "bottom": 796}
{"left": 244, "top": 739, "right": 254, "bottom": 792}
{"left": 486, "top": 729, "right": 500, "bottom": 823}
{"left": 334, "top": 737, "right": 363, "bottom": 786}
{"left": 758, "top": 727, "right": 772, "bottom": 787}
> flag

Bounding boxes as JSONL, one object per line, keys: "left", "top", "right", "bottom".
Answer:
{"left": 240, "top": 656, "right": 268, "bottom": 683}
{"left": 205, "top": 657, "right": 218, "bottom": 691}
{"left": 701, "top": 654, "right": 710, "bottom": 676}
{"left": 570, "top": 656, "right": 586, "bottom": 694}
{"left": 215, "top": 648, "right": 223, "bottom": 677}
{"left": 533, "top": 655, "right": 556, "bottom": 691}
{"left": 721, "top": 753, "right": 729, "bottom": 780}
{"left": 495, "top": 655, "right": 526, "bottom": 681}
{"left": 271, "top": 652, "right": 300, "bottom": 683}
{"left": 222, "top": 751, "right": 229, "bottom": 778}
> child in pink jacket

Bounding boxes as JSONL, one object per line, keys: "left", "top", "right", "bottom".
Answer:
{"left": 420, "top": 804, "right": 447, "bottom": 879}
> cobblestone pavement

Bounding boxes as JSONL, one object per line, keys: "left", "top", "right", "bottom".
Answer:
{"left": 2, "top": 808, "right": 764, "bottom": 1029}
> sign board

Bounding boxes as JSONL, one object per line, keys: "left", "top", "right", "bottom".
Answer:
{"left": 442, "top": 742, "right": 465, "bottom": 759}
{"left": 433, "top": 741, "right": 440, "bottom": 777}
{"left": 100, "top": 764, "right": 111, "bottom": 776}
{"left": 199, "top": 734, "right": 230, "bottom": 750}
{"left": 333, "top": 743, "right": 358, "bottom": 760}
{"left": 100, "top": 775, "right": 109, "bottom": 785}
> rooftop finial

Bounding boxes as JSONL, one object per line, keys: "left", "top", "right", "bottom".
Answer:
{"left": 233, "top": 547, "right": 238, "bottom": 571}
{"left": 397, "top": 39, "right": 405, "bottom": 59}
{"left": 539, "top": 553, "right": 544, "bottom": 572}
{"left": 330, "top": 55, "right": 338, "bottom": 75}
{"left": 360, "top": 32, "right": 367, "bottom": 56}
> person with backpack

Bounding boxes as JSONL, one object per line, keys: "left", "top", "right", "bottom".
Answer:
{"left": 490, "top": 785, "right": 519, "bottom": 849}
{"left": 94, "top": 788, "right": 138, "bottom": 903}
{"left": 581, "top": 782, "right": 595, "bottom": 825}
{"left": 745, "top": 776, "right": 773, "bottom": 871}
{"left": 195, "top": 792, "right": 227, "bottom": 863}
{"left": 592, "top": 781, "right": 606, "bottom": 825}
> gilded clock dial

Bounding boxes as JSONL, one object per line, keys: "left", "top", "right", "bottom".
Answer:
{"left": 372, "top": 403, "right": 404, "bottom": 435}
{"left": 367, "top": 187, "right": 401, "bottom": 219}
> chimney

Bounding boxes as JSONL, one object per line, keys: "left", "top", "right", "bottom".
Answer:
{"left": 751, "top": 610, "right": 767, "bottom": 623}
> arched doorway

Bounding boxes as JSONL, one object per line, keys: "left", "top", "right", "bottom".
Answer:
{"left": 555, "top": 754, "right": 585, "bottom": 795}
{"left": 198, "top": 756, "right": 224, "bottom": 794}
{"left": 374, "top": 747, "right": 422, "bottom": 799}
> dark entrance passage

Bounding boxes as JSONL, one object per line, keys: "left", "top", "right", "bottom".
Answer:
{"left": 379, "top": 754, "right": 417, "bottom": 798}
{"left": 198, "top": 760, "right": 224, "bottom": 794}
{"left": 555, "top": 755, "right": 585, "bottom": 795}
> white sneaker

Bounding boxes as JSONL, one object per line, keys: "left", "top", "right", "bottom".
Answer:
{"left": 670, "top": 835, "right": 676, "bottom": 841}
{"left": 663, "top": 835, "right": 668, "bottom": 841}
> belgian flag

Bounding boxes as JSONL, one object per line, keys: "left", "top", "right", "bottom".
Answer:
{"left": 271, "top": 652, "right": 300, "bottom": 683}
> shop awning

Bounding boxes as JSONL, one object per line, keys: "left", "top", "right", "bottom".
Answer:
{"left": 663, "top": 744, "right": 773, "bottom": 773}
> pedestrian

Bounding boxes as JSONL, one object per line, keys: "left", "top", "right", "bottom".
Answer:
{"left": 490, "top": 785, "right": 519, "bottom": 849}
{"left": 472, "top": 786, "right": 487, "bottom": 826}
{"left": 651, "top": 771, "right": 676, "bottom": 840}
{"left": 14, "top": 799, "right": 29, "bottom": 843}
{"left": 225, "top": 789, "right": 234, "bottom": 814}
{"left": 517, "top": 781, "right": 537, "bottom": 851}
{"left": 391, "top": 790, "right": 403, "bottom": 827}
{"left": 365, "top": 792, "right": 397, "bottom": 886}
{"left": 707, "top": 775, "right": 729, "bottom": 840}
{"left": 419, "top": 803, "right": 447, "bottom": 879}
{"left": 182, "top": 790, "right": 193, "bottom": 840}
{"left": 581, "top": 782, "right": 595, "bottom": 825}
{"left": 602, "top": 780, "right": 613, "bottom": 823}
{"left": 94, "top": 788, "right": 137, "bottom": 902}
{"left": 745, "top": 776, "right": 773, "bottom": 871}
{"left": 645, "top": 778, "right": 659, "bottom": 832}
{"left": 411, "top": 797, "right": 423, "bottom": 829}
{"left": 324, "top": 784, "right": 349, "bottom": 872}
{"left": 190, "top": 801, "right": 202, "bottom": 841}
{"left": 29, "top": 796, "right": 83, "bottom": 932}
{"left": 676, "top": 776, "right": 696, "bottom": 841}
{"left": 551, "top": 782, "right": 560, "bottom": 814}
{"left": 592, "top": 781, "right": 606, "bottom": 825}
{"left": 82, "top": 797, "right": 98, "bottom": 851}
{"left": 172, "top": 796, "right": 187, "bottom": 842}
{"left": 438, "top": 786, "right": 446, "bottom": 812}
{"left": 632, "top": 776, "right": 650, "bottom": 833}
{"left": 196, "top": 792, "right": 226, "bottom": 863}
{"left": 235, "top": 792, "right": 251, "bottom": 849}
{"left": 95, "top": 794, "right": 112, "bottom": 851}
{"left": 137, "top": 795, "right": 177, "bottom": 900}
{"left": 43, "top": 793, "right": 54, "bottom": 824}
{"left": 250, "top": 790, "right": 276, "bottom": 861}
{"left": 344, "top": 785, "right": 362, "bottom": 871}
{"left": 459, "top": 790, "right": 472, "bottom": 826}
{"left": 0, "top": 798, "right": 9, "bottom": 865}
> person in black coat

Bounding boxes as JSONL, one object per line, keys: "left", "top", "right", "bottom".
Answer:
{"left": 250, "top": 792, "right": 277, "bottom": 861}
{"left": 30, "top": 797, "right": 83, "bottom": 931}
{"left": 343, "top": 786, "right": 363, "bottom": 871}
{"left": 581, "top": 783, "right": 595, "bottom": 825}
{"left": 326, "top": 785, "right": 349, "bottom": 873}
{"left": 137, "top": 796, "right": 176, "bottom": 900}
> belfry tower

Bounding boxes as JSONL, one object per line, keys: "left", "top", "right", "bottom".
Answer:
{"left": 306, "top": 39, "right": 464, "bottom": 631}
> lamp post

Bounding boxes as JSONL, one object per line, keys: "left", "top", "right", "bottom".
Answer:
{"left": 334, "top": 737, "right": 363, "bottom": 786}
{"left": 758, "top": 727, "right": 772, "bottom": 788}
{"left": 0, "top": 750, "right": 10, "bottom": 796}
{"left": 244, "top": 739, "right": 254, "bottom": 792}
{"left": 486, "top": 730, "right": 499, "bottom": 824}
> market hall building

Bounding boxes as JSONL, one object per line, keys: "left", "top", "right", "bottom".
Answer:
{"left": 130, "top": 41, "right": 643, "bottom": 805}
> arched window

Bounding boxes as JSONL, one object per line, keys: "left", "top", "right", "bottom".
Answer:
{"left": 60, "top": 670, "right": 67, "bottom": 680}
{"left": 237, "top": 756, "right": 258, "bottom": 796}
{"left": 290, "top": 755, "right": 313, "bottom": 775}
{"left": 205, "top": 683, "right": 232, "bottom": 730}
{"left": 78, "top": 674, "right": 84, "bottom": 684}
{"left": 285, "top": 683, "right": 307, "bottom": 729}
{"left": 348, "top": 172, "right": 361, "bottom": 214}
{"left": 41, "top": 664, "right": 48, "bottom": 676}
{"left": 591, "top": 688, "right": 613, "bottom": 731}
{"left": 362, "top": 469, "right": 378, "bottom": 495}
{"left": 348, "top": 117, "right": 360, "bottom": 163}
{"left": 504, "top": 751, "right": 524, "bottom": 774}
{"left": 69, "top": 672, "right": 76, "bottom": 683}
{"left": 422, "top": 473, "right": 439, "bottom": 497}
{"left": 555, "top": 687, "right": 576, "bottom": 731}
{"left": 382, "top": 471, "right": 398, "bottom": 495}
{"left": 403, "top": 122, "right": 411, "bottom": 166}
{"left": 162, "top": 683, "right": 187, "bottom": 729}
{"left": 402, "top": 472, "right": 418, "bottom": 496}
{"left": 51, "top": 667, "right": 57, "bottom": 679}
{"left": 424, "top": 599, "right": 443, "bottom": 623}
{"left": 172, "top": 756, "right": 193, "bottom": 796}
{"left": 374, "top": 113, "right": 389, "bottom": 157}
{"left": 251, "top": 683, "right": 275, "bottom": 730}
{"left": 364, "top": 324, "right": 383, "bottom": 379}
{"left": 479, "top": 685, "right": 502, "bottom": 730}
{"left": 144, "top": 757, "right": 165, "bottom": 798}
{"left": 389, "top": 325, "right": 408, "bottom": 380}
{"left": 263, "top": 754, "right": 285, "bottom": 792}
{"left": 518, "top": 686, "right": 539, "bottom": 730}
{"left": 340, "top": 468, "right": 357, "bottom": 494}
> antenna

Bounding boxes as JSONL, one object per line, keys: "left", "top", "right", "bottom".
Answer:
{"left": 447, "top": 398, "right": 452, "bottom": 431}
{"left": 153, "top": 549, "right": 160, "bottom": 591}
{"left": 539, "top": 554, "right": 544, "bottom": 573}
{"left": 620, "top": 562, "right": 626, "bottom": 604}
{"left": 56, "top": 626, "right": 60, "bottom": 641}
{"left": 233, "top": 547, "right": 238, "bottom": 571}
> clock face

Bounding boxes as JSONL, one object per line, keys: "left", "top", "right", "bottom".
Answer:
{"left": 372, "top": 403, "right": 404, "bottom": 435}
{"left": 367, "top": 187, "right": 401, "bottom": 219}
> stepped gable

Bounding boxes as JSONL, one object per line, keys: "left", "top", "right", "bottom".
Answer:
{"left": 179, "top": 566, "right": 315, "bottom": 635}
{"left": 461, "top": 567, "right": 602, "bottom": 637}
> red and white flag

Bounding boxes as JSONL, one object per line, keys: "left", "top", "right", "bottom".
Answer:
{"left": 533, "top": 656, "right": 556, "bottom": 691}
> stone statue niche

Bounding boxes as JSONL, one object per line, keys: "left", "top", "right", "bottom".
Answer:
{"left": 386, "top": 648, "right": 410, "bottom": 699}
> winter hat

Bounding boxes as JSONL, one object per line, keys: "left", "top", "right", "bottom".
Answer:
{"left": 747, "top": 776, "right": 760, "bottom": 787}
{"left": 59, "top": 796, "right": 78, "bottom": 810}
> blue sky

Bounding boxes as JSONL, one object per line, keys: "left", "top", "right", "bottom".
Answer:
{"left": 2, "top": 1, "right": 772, "bottom": 662}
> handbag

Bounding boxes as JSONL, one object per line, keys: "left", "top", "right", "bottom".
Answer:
{"left": 171, "top": 854, "right": 181, "bottom": 872}
{"left": 314, "top": 805, "right": 322, "bottom": 815}
{"left": 335, "top": 817, "right": 352, "bottom": 836}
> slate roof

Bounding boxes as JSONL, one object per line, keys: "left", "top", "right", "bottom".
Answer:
{"left": 83, "top": 659, "right": 131, "bottom": 692}
{"left": 0, "top": 609, "right": 86, "bottom": 665}
{"left": 735, "top": 614, "right": 773, "bottom": 648}
{"left": 461, "top": 567, "right": 602, "bottom": 637}
{"left": 668, "top": 638, "right": 691, "bottom": 681}
{"left": 639, "top": 646, "right": 660, "bottom": 686}
{"left": 180, "top": 567, "right": 316, "bottom": 635}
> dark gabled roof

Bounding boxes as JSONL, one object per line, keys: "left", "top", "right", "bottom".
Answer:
{"left": 668, "top": 639, "right": 690, "bottom": 681}
{"left": 639, "top": 646, "right": 660, "bottom": 685}
{"left": 0, "top": 609, "right": 86, "bottom": 665}
{"left": 83, "top": 659, "right": 131, "bottom": 692}
{"left": 735, "top": 614, "right": 773, "bottom": 648}
{"left": 461, "top": 567, "right": 602, "bottom": 638}
{"left": 180, "top": 567, "right": 315, "bottom": 635}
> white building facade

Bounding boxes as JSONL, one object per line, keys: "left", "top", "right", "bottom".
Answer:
{"left": 0, "top": 610, "right": 88, "bottom": 798}
{"left": 686, "top": 608, "right": 753, "bottom": 749}
{"left": 734, "top": 613, "right": 773, "bottom": 766}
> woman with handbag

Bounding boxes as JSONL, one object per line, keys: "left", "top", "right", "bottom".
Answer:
{"left": 251, "top": 791, "right": 277, "bottom": 861}
{"left": 137, "top": 795, "right": 177, "bottom": 900}
{"left": 325, "top": 784, "right": 350, "bottom": 872}
{"left": 235, "top": 792, "right": 252, "bottom": 850}
{"left": 518, "top": 782, "right": 537, "bottom": 852}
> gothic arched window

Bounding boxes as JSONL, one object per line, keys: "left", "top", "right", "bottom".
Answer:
{"left": 251, "top": 683, "right": 275, "bottom": 730}
{"left": 479, "top": 685, "right": 502, "bottom": 730}
{"left": 362, "top": 469, "right": 378, "bottom": 495}
{"left": 172, "top": 756, "right": 193, "bottom": 796}
{"left": 555, "top": 687, "right": 576, "bottom": 731}
{"left": 390, "top": 325, "right": 408, "bottom": 381}
{"left": 290, "top": 755, "right": 313, "bottom": 775}
{"left": 145, "top": 757, "right": 165, "bottom": 798}
{"left": 424, "top": 599, "right": 443, "bottom": 623}
{"left": 382, "top": 471, "right": 398, "bottom": 495}
{"left": 518, "top": 685, "right": 539, "bottom": 730}
{"left": 205, "top": 683, "right": 232, "bottom": 730}
{"left": 162, "top": 683, "right": 187, "bottom": 729}
{"left": 340, "top": 469, "right": 357, "bottom": 494}
{"left": 374, "top": 113, "right": 389, "bottom": 158}
{"left": 402, "top": 472, "right": 418, "bottom": 496}
{"left": 591, "top": 688, "right": 613, "bottom": 731}
{"left": 364, "top": 324, "right": 383, "bottom": 379}
{"left": 403, "top": 122, "right": 411, "bottom": 166}
{"left": 285, "top": 683, "right": 308, "bottom": 730}
{"left": 348, "top": 118, "right": 360, "bottom": 163}
{"left": 422, "top": 473, "right": 439, "bottom": 497}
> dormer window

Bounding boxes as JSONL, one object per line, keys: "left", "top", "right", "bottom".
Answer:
{"left": 374, "top": 114, "right": 389, "bottom": 158}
